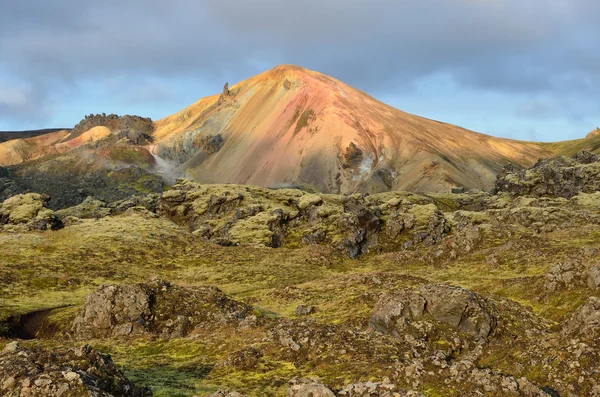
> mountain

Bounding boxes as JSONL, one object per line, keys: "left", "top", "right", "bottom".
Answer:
{"left": 2, "top": 65, "right": 600, "bottom": 203}
{"left": 151, "top": 64, "right": 554, "bottom": 193}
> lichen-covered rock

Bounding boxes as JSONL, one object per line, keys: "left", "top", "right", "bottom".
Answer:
{"left": 0, "top": 343, "right": 150, "bottom": 396}
{"left": 223, "top": 347, "right": 263, "bottom": 371}
{"left": 371, "top": 284, "right": 499, "bottom": 340}
{"left": 562, "top": 297, "right": 600, "bottom": 340}
{"left": 109, "top": 193, "right": 161, "bottom": 215}
{"left": 338, "top": 379, "right": 424, "bottom": 396}
{"left": 587, "top": 265, "right": 600, "bottom": 290}
{"left": 494, "top": 151, "right": 600, "bottom": 198}
{"left": 287, "top": 379, "right": 336, "bottom": 397}
{"left": 0, "top": 193, "right": 63, "bottom": 230}
{"left": 158, "top": 180, "right": 447, "bottom": 257}
{"left": 544, "top": 261, "right": 584, "bottom": 292}
{"left": 287, "top": 378, "right": 423, "bottom": 397}
{"left": 295, "top": 305, "right": 315, "bottom": 316}
{"left": 71, "top": 279, "right": 253, "bottom": 339}
{"left": 203, "top": 391, "right": 246, "bottom": 397}
{"left": 56, "top": 196, "right": 111, "bottom": 219}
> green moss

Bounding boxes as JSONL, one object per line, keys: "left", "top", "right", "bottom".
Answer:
{"left": 107, "top": 146, "right": 152, "bottom": 167}
{"left": 293, "top": 109, "right": 315, "bottom": 136}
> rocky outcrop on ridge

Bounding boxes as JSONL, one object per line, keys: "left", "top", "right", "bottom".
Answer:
{"left": 495, "top": 150, "right": 600, "bottom": 198}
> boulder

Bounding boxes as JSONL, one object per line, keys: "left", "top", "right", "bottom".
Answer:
{"left": 223, "top": 346, "right": 263, "bottom": 370}
{"left": 295, "top": 305, "right": 315, "bottom": 316}
{"left": 562, "top": 297, "right": 600, "bottom": 339}
{"left": 204, "top": 391, "right": 246, "bottom": 397}
{"left": 287, "top": 378, "right": 424, "bottom": 397}
{"left": 545, "top": 262, "right": 581, "bottom": 292}
{"left": 56, "top": 196, "right": 111, "bottom": 219}
{"left": 371, "top": 284, "right": 498, "bottom": 340}
{"left": 71, "top": 279, "right": 253, "bottom": 339}
{"left": 0, "top": 193, "right": 63, "bottom": 230}
{"left": 587, "top": 265, "right": 600, "bottom": 290}
{"left": 287, "top": 378, "right": 336, "bottom": 397}
{"left": 338, "top": 379, "right": 424, "bottom": 396}
{"left": 0, "top": 343, "right": 149, "bottom": 396}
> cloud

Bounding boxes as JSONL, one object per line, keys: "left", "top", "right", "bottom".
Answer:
{"left": 0, "top": 0, "right": 599, "bottom": 131}
{"left": 0, "top": 81, "right": 53, "bottom": 127}
{"left": 515, "top": 98, "right": 564, "bottom": 119}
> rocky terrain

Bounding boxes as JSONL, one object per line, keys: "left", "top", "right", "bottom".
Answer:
{"left": 1, "top": 149, "right": 600, "bottom": 396}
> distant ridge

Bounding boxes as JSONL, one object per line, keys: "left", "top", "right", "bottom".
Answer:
{"left": 0, "top": 128, "right": 71, "bottom": 144}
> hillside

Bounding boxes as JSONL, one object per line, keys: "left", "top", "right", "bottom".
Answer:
{"left": 0, "top": 128, "right": 69, "bottom": 144}
{"left": 2, "top": 150, "right": 600, "bottom": 396}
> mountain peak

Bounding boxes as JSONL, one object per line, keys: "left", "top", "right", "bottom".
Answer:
{"left": 150, "top": 65, "right": 558, "bottom": 194}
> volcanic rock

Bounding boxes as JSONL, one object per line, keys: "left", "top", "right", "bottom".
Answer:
{"left": 370, "top": 284, "right": 499, "bottom": 340}
{"left": 0, "top": 343, "right": 149, "bottom": 396}
{"left": 71, "top": 279, "right": 253, "bottom": 339}
{"left": 0, "top": 193, "right": 63, "bottom": 230}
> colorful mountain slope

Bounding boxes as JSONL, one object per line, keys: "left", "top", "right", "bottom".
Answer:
{"left": 151, "top": 65, "right": 555, "bottom": 193}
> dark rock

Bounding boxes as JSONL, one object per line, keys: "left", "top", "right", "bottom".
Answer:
{"left": 342, "top": 142, "right": 363, "bottom": 169}
{"left": 494, "top": 151, "right": 600, "bottom": 198}
{"left": 197, "top": 134, "right": 224, "bottom": 155}
{"left": 0, "top": 343, "right": 150, "bottom": 396}
{"left": 224, "top": 347, "right": 263, "bottom": 370}
{"left": 339, "top": 195, "right": 382, "bottom": 258}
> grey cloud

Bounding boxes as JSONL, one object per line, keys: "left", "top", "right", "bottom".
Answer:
{"left": 1, "top": 0, "right": 599, "bottom": 126}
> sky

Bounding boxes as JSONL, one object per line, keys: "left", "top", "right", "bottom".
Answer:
{"left": 0, "top": 0, "right": 599, "bottom": 142}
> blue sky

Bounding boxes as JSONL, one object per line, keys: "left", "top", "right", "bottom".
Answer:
{"left": 1, "top": 0, "right": 598, "bottom": 142}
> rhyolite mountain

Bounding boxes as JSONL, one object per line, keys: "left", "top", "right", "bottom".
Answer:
{"left": 2, "top": 65, "right": 600, "bottom": 206}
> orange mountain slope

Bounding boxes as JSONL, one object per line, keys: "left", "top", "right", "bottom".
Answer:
{"left": 0, "top": 127, "right": 113, "bottom": 167}
{"left": 0, "top": 130, "right": 70, "bottom": 166}
{"left": 151, "top": 65, "right": 555, "bottom": 193}
{"left": 3, "top": 65, "right": 597, "bottom": 194}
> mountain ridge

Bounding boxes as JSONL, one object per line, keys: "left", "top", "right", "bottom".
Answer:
{"left": 1, "top": 65, "right": 600, "bottom": 196}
